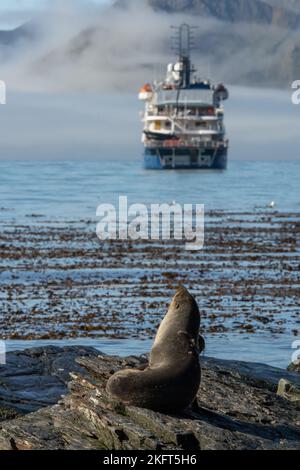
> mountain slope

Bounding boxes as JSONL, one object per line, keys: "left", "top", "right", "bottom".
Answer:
{"left": 1, "top": 1, "right": 300, "bottom": 91}
{"left": 148, "top": 0, "right": 300, "bottom": 29}
{"left": 0, "top": 23, "right": 36, "bottom": 46}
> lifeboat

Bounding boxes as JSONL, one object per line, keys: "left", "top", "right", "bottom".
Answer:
{"left": 139, "top": 83, "right": 153, "bottom": 101}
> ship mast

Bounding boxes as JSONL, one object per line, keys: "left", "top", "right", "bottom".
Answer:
{"left": 171, "top": 24, "right": 196, "bottom": 89}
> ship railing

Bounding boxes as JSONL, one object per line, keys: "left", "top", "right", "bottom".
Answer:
{"left": 145, "top": 139, "right": 227, "bottom": 149}
{"left": 145, "top": 114, "right": 219, "bottom": 132}
{"left": 146, "top": 111, "right": 218, "bottom": 119}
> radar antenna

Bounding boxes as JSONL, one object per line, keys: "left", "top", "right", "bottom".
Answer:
{"left": 171, "top": 24, "right": 197, "bottom": 88}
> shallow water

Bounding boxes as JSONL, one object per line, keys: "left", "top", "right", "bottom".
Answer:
{"left": 0, "top": 160, "right": 299, "bottom": 368}
{"left": 0, "top": 160, "right": 300, "bottom": 221}
{"left": 5, "top": 332, "right": 296, "bottom": 369}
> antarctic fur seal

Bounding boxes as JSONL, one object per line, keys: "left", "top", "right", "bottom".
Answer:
{"left": 106, "top": 286, "right": 202, "bottom": 413}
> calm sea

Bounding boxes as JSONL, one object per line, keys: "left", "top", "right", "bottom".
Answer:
{"left": 0, "top": 159, "right": 300, "bottom": 218}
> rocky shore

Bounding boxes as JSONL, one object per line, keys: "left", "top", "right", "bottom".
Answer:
{"left": 0, "top": 346, "right": 299, "bottom": 450}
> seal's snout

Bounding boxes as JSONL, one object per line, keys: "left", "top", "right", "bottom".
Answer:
{"left": 174, "top": 285, "right": 198, "bottom": 310}
{"left": 176, "top": 285, "right": 189, "bottom": 294}
{"left": 174, "top": 285, "right": 191, "bottom": 300}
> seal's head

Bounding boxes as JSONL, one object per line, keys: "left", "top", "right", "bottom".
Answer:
{"left": 150, "top": 285, "right": 200, "bottom": 366}
{"left": 171, "top": 285, "right": 200, "bottom": 335}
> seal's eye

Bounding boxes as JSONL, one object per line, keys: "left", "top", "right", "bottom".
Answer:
{"left": 176, "top": 303, "right": 180, "bottom": 309}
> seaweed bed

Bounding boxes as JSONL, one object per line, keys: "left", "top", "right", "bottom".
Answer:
{"left": 0, "top": 210, "right": 299, "bottom": 340}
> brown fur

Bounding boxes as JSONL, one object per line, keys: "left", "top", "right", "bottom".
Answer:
{"left": 106, "top": 286, "right": 201, "bottom": 413}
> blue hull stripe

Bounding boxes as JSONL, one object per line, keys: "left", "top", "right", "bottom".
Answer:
{"left": 144, "top": 151, "right": 227, "bottom": 170}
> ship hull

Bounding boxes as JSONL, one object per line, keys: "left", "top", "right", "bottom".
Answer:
{"left": 144, "top": 147, "right": 228, "bottom": 170}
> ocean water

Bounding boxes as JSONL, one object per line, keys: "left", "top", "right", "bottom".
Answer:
{"left": 0, "top": 159, "right": 300, "bottom": 369}
{"left": 4, "top": 334, "right": 296, "bottom": 369}
{"left": 0, "top": 159, "right": 300, "bottom": 220}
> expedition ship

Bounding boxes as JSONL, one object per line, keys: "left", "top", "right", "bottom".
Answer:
{"left": 139, "top": 24, "right": 229, "bottom": 170}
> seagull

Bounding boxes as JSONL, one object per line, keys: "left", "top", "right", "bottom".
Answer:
{"left": 267, "top": 201, "right": 276, "bottom": 209}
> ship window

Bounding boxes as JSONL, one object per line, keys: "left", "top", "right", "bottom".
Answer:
{"left": 165, "top": 121, "right": 171, "bottom": 129}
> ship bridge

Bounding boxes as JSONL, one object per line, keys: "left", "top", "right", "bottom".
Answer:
{"left": 154, "top": 88, "right": 214, "bottom": 107}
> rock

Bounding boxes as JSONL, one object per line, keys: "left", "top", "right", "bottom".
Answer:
{"left": 0, "top": 407, "right": 21, "bottom": 422}
{"left": 202, "top": 357, "right": 300, "bottom": 390}
{"left": 287, "top": 362, "right": 300, "bottom": 374}
{"left": 0, "top": 346, "right": 98, "bottom": 414}
{"left": 277, "top": 379, "right": 300, "bottom": 404}
{"left": 0, "top": 347, "right": 299, "bottom": 450}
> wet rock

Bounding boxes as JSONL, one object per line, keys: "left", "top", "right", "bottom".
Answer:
{"left": 0, "top": 407, "right": 21, "bottom": 422}
{"left": 202, "top": 357, "right": 300, "bottom": 391}
{"left": 0, "top": 346, "right": 98, "bottom": 414}
{"left": 0, "top": 347, "right": 299, "bottom": 450}
{"left": 288, "top": 362, "right": 300, "bottom": 374}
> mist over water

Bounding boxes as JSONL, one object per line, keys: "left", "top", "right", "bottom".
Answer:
{"left": 0, "top": 85, "right": 298, "bottom": 161}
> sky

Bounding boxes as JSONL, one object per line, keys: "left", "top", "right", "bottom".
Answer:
{"left": 0, "top": 0, "right": 110, "bottom": 11}
{"left": 0, "top": 0, "right": 111, "bottom": 28}
{"left": 0, "top": 1, "right": 46, "bottom": 28}
{"left": 0, "top": 0, "right": 110, "bottom": 10}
